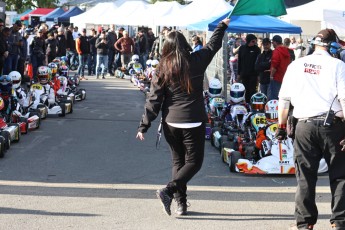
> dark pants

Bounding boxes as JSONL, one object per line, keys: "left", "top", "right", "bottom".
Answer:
{"left": 241, "top": 74, "right": 258, "bottom": 103}
{"left": 163, "top": 123, "right": 205, "bottom": 203}
{"left": 88, "top": 53, "right": 97, "bottom": 75}
{"left": 294, "top": 119, "right": 345, "bottom": 228}
{"left": 31, "top": 54, "right": 44, "bottom": 77}
{"left": 77, "top": 54, "right": 88, "bottom": 77}
{"left": 115, "top": 52, "right": 121, "bottom": 68}
{"left": 4, "top": 53, "right": 19, "bottom": 74}
{"left": 269, "top": 79, "right": 282, "bottom": 100}
{"left": 108, "top": 49, "right": 116, "bottom": 74}
{"left": 17, "top": 57, "right": 25, "bottom": 77}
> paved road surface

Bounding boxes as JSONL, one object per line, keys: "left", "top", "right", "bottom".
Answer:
{"left": 0, "top": 76, "right": 333, "bottom": 230}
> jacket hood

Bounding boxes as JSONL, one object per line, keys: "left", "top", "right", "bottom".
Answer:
{"left": 275, "top": 46, "right": 290, "bottom": 58}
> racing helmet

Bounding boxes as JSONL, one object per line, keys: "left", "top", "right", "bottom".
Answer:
{"left": 58, "top": 76, "right": 68, "bottom": 89}
{"left": 208, "top": 78, "right": 222, "bottom": 97}
{"left": 0, "top": 75, "right": 12, "bottom": 97}
{"left": 230, "top": 83, "right": 245, "bottom": 103}
{"left": 37, "top": 66, "right": 51, "bottom": 84}
{"left": 131, "top": 54, "right": 139, "bottom": 63}
{"left": 59, "top": 65, "right": 69, "bottom": 77}
{"left": 146, "top": 59, "right": 152, "bottom": 68}
{"left": 265, "top": 99, "right": 279, "bottom": 124}
{"left": 60, "top": 56, "right": 68, "bottom": 64}
{"left": 48, "top": 62, "right": 58, "bottom": 77}
{"left": 266, "top": 123, "right": 278, "bottom": 140}
{"left": 151, "top": 59, "right": 159, "bottom": 69}
{"left": 8, "top": 71, "right": 22, "bottom": 89}
{"left": 250, "top": 92, "right": 267, "bottom": 112}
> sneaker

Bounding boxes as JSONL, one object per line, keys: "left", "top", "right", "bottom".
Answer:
{"left": 102, "top": 76, "right": 105, "bottom": 79}
{"left": 156, "top": 188, "right": 173, "bottom": 216}
{"left": 80, "top": 76, "right": 88, "bottom": 80}
{"left": 289, "top": 224, "right": 314, "bottom": 230}
{"left": 175, "top": 201, "right": 190, "bottom": 216}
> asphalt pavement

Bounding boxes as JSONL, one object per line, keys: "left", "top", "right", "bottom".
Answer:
{"left": 0, "top": 75, "right": 333, "bottom": 230}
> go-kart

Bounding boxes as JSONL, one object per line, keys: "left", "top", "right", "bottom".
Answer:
{"left": 67, "top": 75, "right": 86, "bottom": 101}
{"left": 129, "top": 63, "right": 144, "bottom": 87}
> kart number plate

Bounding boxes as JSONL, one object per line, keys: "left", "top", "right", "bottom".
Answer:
{"left": 31, "top": 84, "right": 43, "bottom": 90}
{"left": 214, "top": 98, "right": 224, "bottom": 103}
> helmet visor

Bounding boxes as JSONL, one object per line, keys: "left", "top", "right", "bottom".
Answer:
{"left": 251, "top": 103, "right": 264, "bottom": 111}
{"left": 12, "top": 80, "right": 21, "bottom": 85}
{"left": 230, "top": 91, "right": 245, "bottom": 98}
{"left": 209, "top": 88, "right": 222, "bottom": 95}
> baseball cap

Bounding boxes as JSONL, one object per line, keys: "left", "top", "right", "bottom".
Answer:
{"left": 262, "top": 38, "right": 271, "bottom": 44}
{"left": 14, "top": 20, "right": 22, "bottom": 26}
{"left": 245, "top": 34, "right": 257, "bottom": 43}
{"left": 272, "top": 35, "right": 282, "bottom": 44}
{"left": 316, "top": 29, "right": 339, "bottom": 43}
{"left": 119, "top": 27, "right": 125, "bottom": 31}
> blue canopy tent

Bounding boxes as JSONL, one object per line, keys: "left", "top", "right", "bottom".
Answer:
{"left": 208, "top": 13, "right": 302, "bottom": 34}
{"left": 54, "top": 6, "right": 84, "bottom": 24}
{"left": 41, "top": 7, "right": 65, "bottom": 22}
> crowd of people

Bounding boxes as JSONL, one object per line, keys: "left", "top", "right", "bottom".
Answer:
{"left": 0, "top": 19, "right": 163, "bottom": 81}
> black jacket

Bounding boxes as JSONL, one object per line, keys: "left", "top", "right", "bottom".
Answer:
{"left": 138, "top": 22, "right": 227, "bottom": 133}
{"left": 95, "top": 37, "right": 108, "bottom": 55}
{"left": 255, "top": 49, "right": 272, "bottom": 84}
{"left": 238, "top": 44, "right": 261, "bottom": 76}
{"left": 56, "top": 34, "right": 67, "bottom": 57}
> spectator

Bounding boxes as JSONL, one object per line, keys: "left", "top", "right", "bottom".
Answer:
{"left": 45, "top": 32, "right": 58, "bottom": 64}
{"left": 283, "top": 37, "right": 295, "bottom": 62}
{"left": 106, "top": 25, "right": 117, "bottom": 76}
{"left": 18, "top": 31, "right": 29, "bottom": 77}
{"left": 56, "top": 27, "right": 67, "bottom": 57}
{"left": 269, "top": 35, "right": 291, "bottom": 100}
{"left": 149, "top": 26, "right": 170, "bottom": 60}
{"left": 88, "top": 29, "right": 98, "bottom": 76}
{"left": 147, "top": 28, "right": 155, "bottom": 53}
{"left": 137, "top": 29, "right": 147, "bottom": 68}
{"left": 255, "top": 38, "right": 272, "bottom": 97}
{"left": 65, "top": 25, "right": 76, "bottom": 66}
{"left": 229, "top": 37, "right": 241, "bottom": 84}
{"left": 289, "top": 36, "right": 297, "bottom": 50}
{"left": 4, "top": 20, "right": 23, "bottom": 74}
{"left": 95, "top": 31, "right": 108, "bottom": 79}
{"left": 191, "top": 35, "right": 203, "bottom": 52}
{"left": 72, "top": 26, "right": 79, "bottom": 40}
{"left": 0, "top": 19, "right": 4, "bottom": 32}
{"left": 114, "top": 27, "right": 125, "bottom": 69}
{"left": 237, "top": 34, "right": 261, "bottom": 102}
{"left": 0, "top": 27, "right": 10, "bottom": 74}
{"left": 114, "top": 30, "right": 135, "bottom": 68}
{"left": 257, "top": 37, "right": 263, "bottom": 52}
{"left": 76, "top": 28, "right": 90, "bottom": 80}
{"left": 294, "top": 38, "right": 306, "bottom": 59}
{"left": 29, "top": 29, "right": 45, "bottom": 76}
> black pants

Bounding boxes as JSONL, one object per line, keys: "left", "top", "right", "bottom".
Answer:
{"left": 241, "top": 74, "right": 257, "bottom": 103}
{"left": 294, "top": 119, "right": 345, "bottom": 228}
{"left": 108, "top": 49, "right": 116, "bottom": 74}
{"left": 163, "top": 123, "right": 205, "bottom": 203}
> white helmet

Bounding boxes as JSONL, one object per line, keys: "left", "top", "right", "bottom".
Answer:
{"left": 230, "top": 83, "right": 245, "bottom": 103}
{"left": 146, "top": 59, "right": 152, "bottom": 67}
{"left": 265, "top": 99, "right": 279, "bottom": 124}
{"left": 8, "top": 71, "right": 21, "bottom": 89}
{"left": 208, "top": 78, "right": 222, "bottom": 97}
{"left": 58, "top": 76, "right": 68, "bottom": 91}
{"left": 266, "top": 123, "right": 278, "bottom": 140}
{"left": 37, "top": 66, "right": 51, "bottom": 84}
{"left": 131, "top": 54, "right": 139, "bottom": 63}
{"left": 151, "top": 59, "right": 159, "bottom": 69}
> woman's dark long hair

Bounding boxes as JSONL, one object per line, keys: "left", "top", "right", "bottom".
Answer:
{"left": 157, "top": 31, "right": 193, "bottom": 93}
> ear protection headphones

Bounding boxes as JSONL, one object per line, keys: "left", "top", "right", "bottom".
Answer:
{"left": 329, "top": 41, "right": 341, "bottom": 55}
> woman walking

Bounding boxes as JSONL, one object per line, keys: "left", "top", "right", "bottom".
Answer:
{"left": 136, "top": 18, "right": 229, "bottom": 216}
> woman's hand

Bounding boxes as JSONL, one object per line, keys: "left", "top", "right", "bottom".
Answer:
{"left": 136, "top": 132, "right": 145, "bottom": 141}
{"left": 222, "top": 18, "right": 230, "bottom": 26}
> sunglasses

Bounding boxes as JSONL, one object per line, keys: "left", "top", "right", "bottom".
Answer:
{"left": 250, "top": 40, "right": 257, "bottom": 43}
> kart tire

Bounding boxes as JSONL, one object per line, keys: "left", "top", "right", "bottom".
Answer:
{"left": 222, "top": 141, "right": 233, "bottom": 163}
{"left": 229, "top": 151, "right": 242, "bottom": 173}
{"left": 9, "top": 123, "right": 21, "bottom": 142}
{"left": 37, "top": 105, "right": 47, "bottom": 119}
{"left": 58, "top": 103, "right": 66, "bottom": 117}
{"left": 66, "top": 100, "right": 73, "bottom": 113}
{"left": 219, "top": 135, "right": 228, "bottom": 154}
{"left": 0, "top": 131, "right": 11, "bottom": 150}
{"left": 19, "top": 117, "right": 29, "bottom": 134}
{"left": 210, "top": 127, "right": 221, "bottom": 147}
{"left": 0, "top": 136, "right": 5, "bottom": 158}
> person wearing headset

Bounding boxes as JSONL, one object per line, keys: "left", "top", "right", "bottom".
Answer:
{"left": 277, "top": 29, "right": 345, "bottom": 230}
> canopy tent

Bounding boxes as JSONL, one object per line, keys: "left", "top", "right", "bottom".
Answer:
{"left": 93, "top": 0, "right": 149, "bottom": 25}
{"left": 281, "top": 0, "right": 345, "bottom": 36}
{"left": 323, "top": 9, "right": 345, "bottom": 37}
{"left": 127, "top": 1, "right": 184, "bottom": 26}
{"left": 70, "top": 2, "right": 118, "bottom": 26}
{"left": 158, "top": 0, "right": 232, "bottom": 29}
{"left": 208, "top": 13, "right": 302, "bottom": 34}
{"left": 13, "top": 9, "right": 34, "bottom": 23}
{"left": 55, "top": 6, "right": 84, "bottom": 23}
{"left": 20, "top": 8, "right": 55, "bottom": 21}
{"left": 41, "top": 7, "right": 65, "bottom": 22}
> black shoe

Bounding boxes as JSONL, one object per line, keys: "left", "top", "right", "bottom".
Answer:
{"left": 156, "top": 188, "right": 173, "bottom": 216}
{"left": 175, "top": 201, "right": 189, "bottom": 216}
{"left": 102, "top": 76, "right": 105, "bottom": 79}
{"left": 289, "top": 224, "right": 314, "bottom": 230}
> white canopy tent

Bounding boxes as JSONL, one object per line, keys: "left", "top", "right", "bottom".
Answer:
{"left": 323, "top": 9, "right": 345, "bottom": 37}
{"left": 70, "top": 2, "right": 118, "bottom": 29}
{"left": 282, "top": 0, "right": 345, "bottom": 36}
{"left": 157, "top": 0, "right": 232, "bottom": 29}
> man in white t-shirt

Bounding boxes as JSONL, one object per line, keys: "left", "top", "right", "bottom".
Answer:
{"left": 72, "top": 26, "right": 79, "bottom": 40}
{"left": 277, "top": 29, "right": 345, "bottom": 230}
